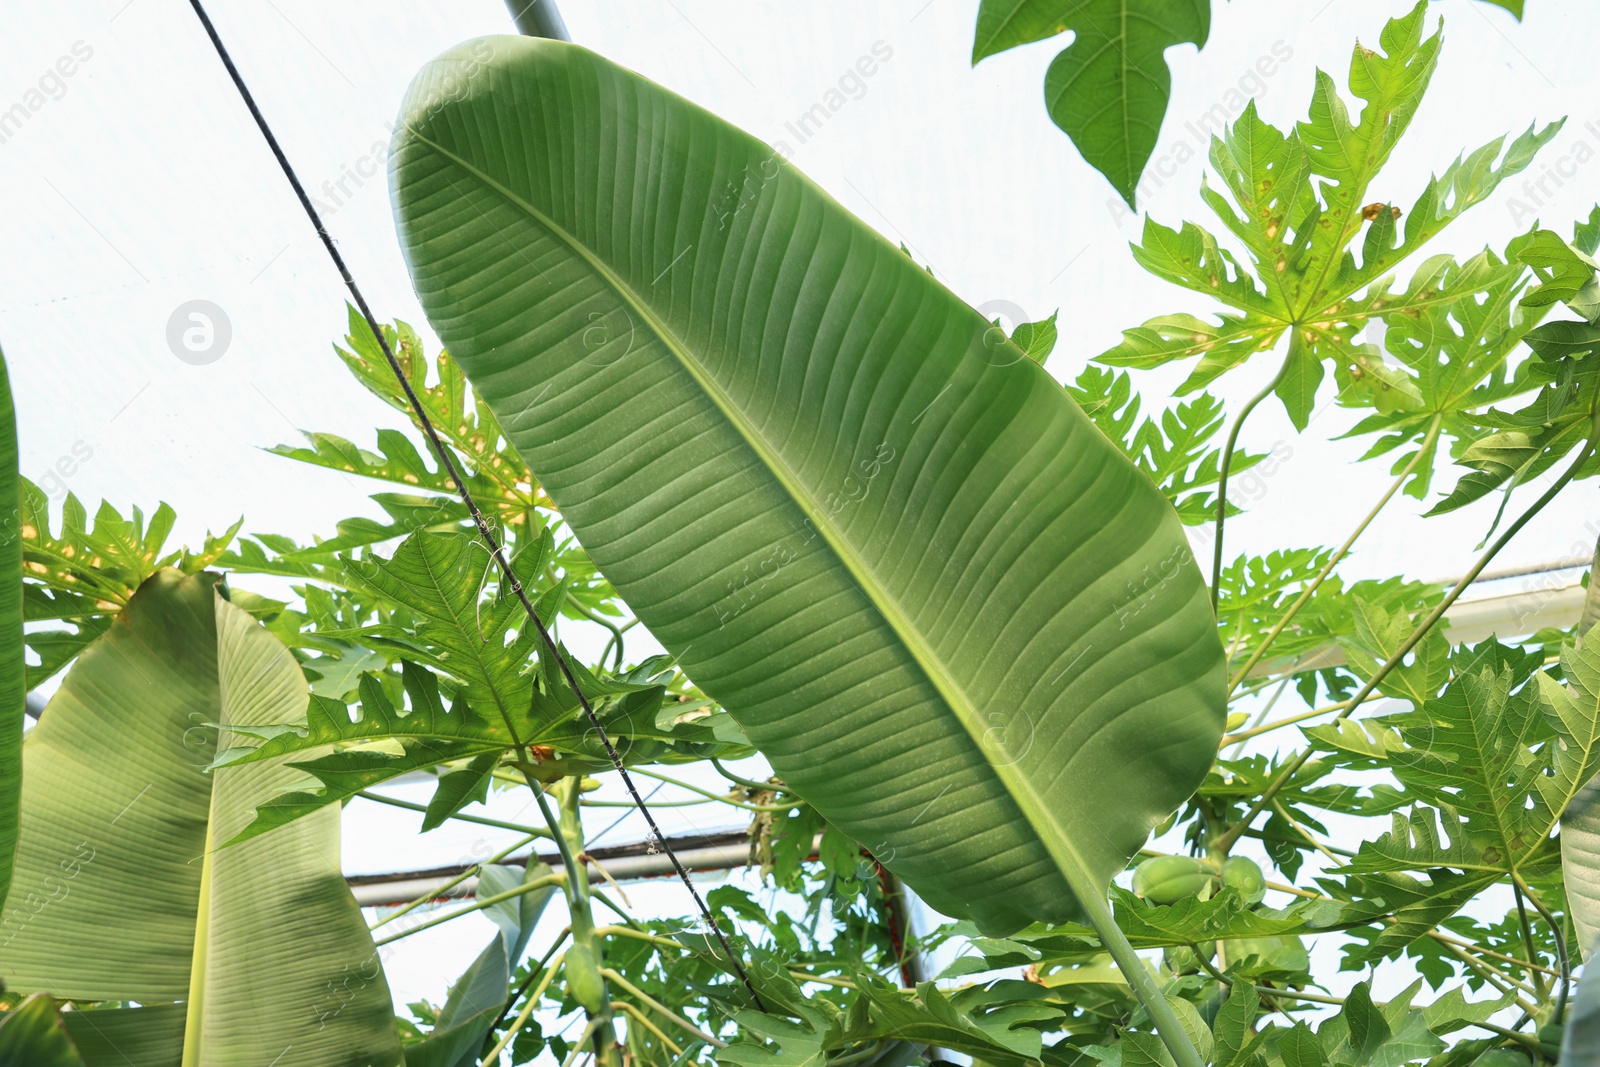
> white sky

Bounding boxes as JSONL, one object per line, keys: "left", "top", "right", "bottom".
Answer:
{"left": 2, "top": 0, "right": 1594, "bottom": 1031}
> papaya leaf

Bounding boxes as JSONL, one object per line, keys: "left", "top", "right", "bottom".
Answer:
{"left": 1011, "top": 312, "right": 1059, "bottom": 365}
{"left": 332, "top": 306, "right": 542, "bottom": 511}
{"left": 1098, "top": 3, "right": 1557, "bottom": 431}
{"left": 970, "top": 0, "right": 1210, "bottom": 208}
{"left": 1066, "top": 367, "right": 1263, "bottom": 526}
{"left": 214, "top": 665, "right": 513, "bottom": 765}
{"left": 1332, "top": 643, "right": 1598, "bottom": 879}
{"left": 841, "top": 975, "right": 1062, "bottom": 1065}
{"left": 0, "top": 993, "right": 87, "bottom": 1066}
{"left": 1426, "top": 319, "right": 1600, "bottom": 520}
{"left": 1336, "top": 598, "right": 1451, "bottom": 707}
{"left": 1518, "top": 227, "right": 1600, "bottom": 320}
{"left": 16, "top": 476, "right": 243, "bottom": 689}
{"left": 422, "top": 750, "right": 501, "bottom": 832}
{"left": 1420, "top": 986, "right": 1517, "bottom": 1036}
{"left": 1210, "top": 980, "right": 1261, "bottom": 1067}
{"left": 1333, "top": 870, "right": 1500, "bottom": 964}
{"left": 1343, "top": 242, "right": 1546, "bottom": 499}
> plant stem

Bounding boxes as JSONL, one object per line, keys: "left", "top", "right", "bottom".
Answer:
{"left": 559, "top": 1019, "right": 605, "bottom": 1067}
{"left": 1429, "top": 931, "right": 1559, "bottom": 979}
{"left": 1513, "top": 882, "right": 1551, "bottom": 1000}
{"left": 1211, "top": 338, "right": 1298, "bottom": 610}
{"left": 788, "top": 970, "right": 857, "bottom": 989}
{"left": 1240, "top": 825, "right": 1354, "bottom": 858}
{"left": 582, "top": 797, "right": 717, "bottom": 807}
{"left": 1515, "top": 873, "right": 1570, "bottom": 1025}
{"left": 1074, "top": 886, "right": 1204, "bottom": 1067}
{"left": 1268, "top": 800, "right": 1343, "bottom": 866}
{"left": 600, "top": 967, "right": 727, "bottom": 1048}
{"left": 371, "top": 873, "right": 565, "bottom": 946}
{"left": 372, "top": 832, "right": 539, "bottom": 930}
{"left": 551, "top": 778, "right": 622, "bottom": 1067}
{"left": 566, "top": 598, "right": 630, "bottom": 670}
{"left": 1213, "top": 435, "right": 1599, "bottom": 855}
{"left": 614, "top": 1002, "right": 684, "bottom": 1057}
{"left": 355, "top": 789, "right": 550, "bottom": 836}
{"left": 1186, "top": 941, "right": 1288, "bottom": 1014}
{"left": 1226, "top": 677, "right": 1291, "bottom": 755}
{"left": 1227, "top": 413, "right": 1442, "bottom": 690}
{"left": 594, "top": 925, "right": 687, "bottom": 950}
{"left": 627, "top": 766, "right": 803, "bottom": 812}
{"left": 481, "top": 949, "right": 568, "bottom": 1065}
{"left": 1437, "top": 938, "right": 1539, "bottom": 1002}
{"left": 710, "top": 758, "right": 782, "bottom": 793}
{"left": 1220, "top": 698, "right": 1356, "bottom": 747}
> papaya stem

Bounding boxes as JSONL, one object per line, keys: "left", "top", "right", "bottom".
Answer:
{"left": 1226, "top": 412, "right": 1442, "bottom": 690}
{"left": 1211, "top": 334, "right": 1299, "bottom": 611}
{"left": 1074, "top": 886, "right": 1204, "bottom": 1067}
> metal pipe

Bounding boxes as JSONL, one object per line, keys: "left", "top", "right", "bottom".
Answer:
{"left": 503, "top": 0, "right": 570, "bottom": 41}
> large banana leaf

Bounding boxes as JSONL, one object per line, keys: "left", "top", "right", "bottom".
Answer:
{"left": 0, "top": 346, "right": 21, "bottom": 918}
{"left": 0, "top": 570, "right": 401, "bottom": 1067}
{"left": 1565, "top": 950, "right": 1600, "bottom": 1066}
{"left": 390, "top": 37, "right": 1224, "bottom": 935}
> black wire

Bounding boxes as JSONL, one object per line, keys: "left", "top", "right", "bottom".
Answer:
{"left": 183, "top": 0, "right": 766, "bottom": 1013}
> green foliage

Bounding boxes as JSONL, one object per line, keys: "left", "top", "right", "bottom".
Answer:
{"left": 6, "top": 5, "right": 1598, "bottom": 1067}
{"left": 971, "top": 0, "right": 1210, "bottom": 208}
{"left": 0, "top": 349, "right": 21, "bottom": 926}
{"left": 1424, "top": 218, "right": 1600, "bottom": 522}
{"left": 390, "top": 31, "right": 1226, "bottom": 959}
{"left": 1215, "top": 546, "right": 1441, "bottom": 684}
{"left": 1098, "top": 0, "right": 1559, "bottom": 449}
{"left": 0, "top": 571, "right": 401, "bottom": 1064}
{"left": 0, "top": 994, "right": 86, "bottom": 1066}
{"left": 19, "top": 479, "right": 241, "bottom": 687}
{"left": 1067, "top": 366, "right": 1266, "bottom": 525}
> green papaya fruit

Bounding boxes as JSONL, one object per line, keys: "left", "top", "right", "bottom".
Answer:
{"left": 1221, "top": 856, "right": 1266, "bottom": 905}
{"left": 1473, "top": 1049, "right": 1530, "bottom": 1067}
{"left": 1539, "top": 1023, "right": 1563, "bottom": 1062}
{"left": 563, "top": 941, "right": 608, "bottom": 1015}
{"left": 1132, "top": 856, "right": 1214, "bottom": 904}
{"left": 1162, "top": 942, "right": 1214, "bottom": 975}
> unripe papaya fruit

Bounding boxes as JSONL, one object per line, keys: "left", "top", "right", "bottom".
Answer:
{"left": 1221, "top": 856, "right": 1266, "bottom": 905}
{"left": 1474, "top": 1049, "right": 1529, "bottom": 1067}
{"left": 1538, "top": 1024, "right": 1563, "bottom": 1062}
{"left": 1162, "top": 942, "right": 1215, "bottom": 974}
{"left": 1132, "top": 856, "right": 1214, "bottom": 903}
{"left": 563, "top": 941, "right": 608, "bottom": 1015}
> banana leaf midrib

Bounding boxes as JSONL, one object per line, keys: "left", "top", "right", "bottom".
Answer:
{"left": 405, "top": 125, "right": 1110, "bottom": 897}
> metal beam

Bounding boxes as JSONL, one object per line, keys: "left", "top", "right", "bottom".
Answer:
{"left": 349, "top": 829, "right": 754, "bottom": 907}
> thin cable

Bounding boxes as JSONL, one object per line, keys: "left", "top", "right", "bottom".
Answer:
{"left": 183, "top": 0, "right": 765, "bottom": 1011}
